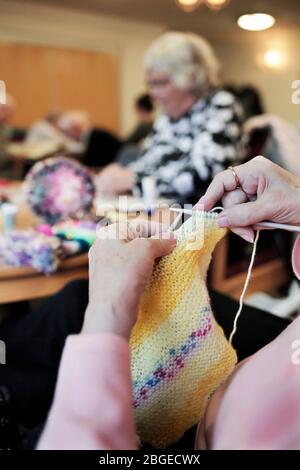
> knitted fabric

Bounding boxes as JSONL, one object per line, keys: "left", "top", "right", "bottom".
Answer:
{"left": 130, "top": 212, "right": 237, "bottom": 448}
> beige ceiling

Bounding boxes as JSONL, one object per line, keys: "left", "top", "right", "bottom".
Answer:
{"left": 13, "top": 0, "right": 300, "bottom": 36}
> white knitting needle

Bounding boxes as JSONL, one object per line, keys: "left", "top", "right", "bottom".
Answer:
{"left": 168, "top": 212, "right": 183, "bottom": 232}
{"left": 169, "top": 207, "right": 300, "bottom": 233}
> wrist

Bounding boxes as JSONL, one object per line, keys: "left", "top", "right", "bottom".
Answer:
{"left": 82, "top": 302, "right": 133, "bottom": 340}
{"left": 287, "top": 176, "right": 300, "bottom": 226}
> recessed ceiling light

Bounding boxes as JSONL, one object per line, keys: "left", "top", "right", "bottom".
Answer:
{"left": 205, "top": 0, "right": 229, "bottom": 10}
{"left": 175, "top": 0, "right": 202, "bottom": 13}
{"left": 237, "top": 13, "right": 275, "bottom": 31}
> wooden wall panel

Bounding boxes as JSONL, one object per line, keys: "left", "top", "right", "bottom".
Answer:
{"left": 0, "top": 42, "right": 120, "bottom": 133}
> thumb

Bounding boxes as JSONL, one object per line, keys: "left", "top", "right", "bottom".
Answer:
{"left": 217, "top": 200, "right": 270, "bottom": 228}
{"left": 148, "top": 237, "right": 177, "bottom": 259}
{"left": 130, "top": 236, "right": 176, "bottom": 262}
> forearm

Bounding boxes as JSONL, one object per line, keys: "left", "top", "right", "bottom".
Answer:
{"left": 38, "top": 333, "right": 138, "bottom": 450}
{"left": 195, "top": 359, "right": 250, "bottom": 449}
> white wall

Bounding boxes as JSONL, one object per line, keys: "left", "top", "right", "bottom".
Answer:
{"left": 0, "top": 0, "right": 165, "bottom": 134}
{"left": 208, "top": 27, "right": 300, "bottom": 126}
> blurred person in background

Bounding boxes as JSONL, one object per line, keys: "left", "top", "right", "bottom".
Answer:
{"left": 116, "top": 93, "right": 155, "bottom": 167}
{"left": 36, "top": 110, "right": 122, "bottom": 165}
{"left": 224, "top": 84, "right": 268, "bottom": 162}
{"left": 224, "top": 85, "right": 265, "bottom": 123}
{"left": 244, "top": 114, "right": 300, "bottom": 177}
{"left": 80, "top": 93, "right": 155, "bottom": 169}
{"left": 0, "top": 94, "right": 25, "bottom": 177}
{"left": 0, "top": 94, "right": 16, "bottom": 138}
{"left": 96, "top": 32, "right": 244, "bottom": 204}
{"left": 55, "top": 110, "right": 90, "bottom": 154}
{"left": 124, "top": 93, "right": 155, "bottom": 146}
{"left": 7, "top": 109, "right": 85, "bottom": 169}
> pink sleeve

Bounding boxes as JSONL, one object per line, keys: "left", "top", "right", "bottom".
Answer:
{"left": 37, "top": 333, "right": 138, "bottom": 450}
{"left": 292, "top": 235, "right": 300, "bottom": 280}
{"left": 211, "top": 317, "right": 300, "bottom": 449}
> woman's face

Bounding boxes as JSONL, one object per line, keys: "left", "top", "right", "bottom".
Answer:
{"left": 146, "top": 69, "right": 194, "bottom": 119}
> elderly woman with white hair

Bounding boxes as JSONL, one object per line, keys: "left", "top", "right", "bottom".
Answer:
{"left": 96, "top": 32, "right": 244, "bottom": 203}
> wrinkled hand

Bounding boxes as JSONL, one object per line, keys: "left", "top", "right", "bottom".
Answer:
{"left": 95, "top": 164, "right": 134, "bottom": 196}
{"left": 82, "top": 219, "right": 176, "bottom": 339}
{"left": 197, "top": 156, "right": 300, "bottom": 242}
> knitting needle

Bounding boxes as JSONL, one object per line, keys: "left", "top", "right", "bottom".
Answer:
{"left": 169, "top": 208, "right": 300, "bottom": 233}
{"left": 168, "top": 211, "right": 183, "bottom": 232}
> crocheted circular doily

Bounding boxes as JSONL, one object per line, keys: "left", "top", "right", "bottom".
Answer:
{"left": 24, "top": 156, "right": 95, "bottom": 224}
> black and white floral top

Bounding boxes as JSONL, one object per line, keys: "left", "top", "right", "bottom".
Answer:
{"left": 131, "top": 89, "right": 244, "bottom": 203}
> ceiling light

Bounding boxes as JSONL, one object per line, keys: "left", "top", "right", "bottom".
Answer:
{"left": 175, "top": 0, "right": 202, "bottom": 13}
{"left": 205, "top": 0, "right": 230, "bottom": 10}
{"left": 237, "top": 13, "right": 275, "bottom": 31}
{"left": 263, "top": 49, "right": 283, "bottom": 69}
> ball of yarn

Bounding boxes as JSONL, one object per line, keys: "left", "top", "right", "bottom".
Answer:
{"left": 24, "top": 156, "right": 95, "bottom": 224}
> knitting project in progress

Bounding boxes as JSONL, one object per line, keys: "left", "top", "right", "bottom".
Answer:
{"left": 130, "top": 211, "right": 237, "bottom": 448}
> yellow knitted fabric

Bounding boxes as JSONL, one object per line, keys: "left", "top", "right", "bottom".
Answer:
{"left": 130, "top": 212, "right": 237, "bottom": 448}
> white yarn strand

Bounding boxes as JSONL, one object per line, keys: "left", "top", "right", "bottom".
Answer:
{"left": 168, "top": 205, "right": 261, "bottom": 346}
{"left": 229, "top": 230, "right": 260, "bottom": 344}
{"left": 210, "top": 206, "right": 224, "bottom": 214}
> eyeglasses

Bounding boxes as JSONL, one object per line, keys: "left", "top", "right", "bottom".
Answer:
{"left": 147, "top": 78, "right": 171, "bottom": 89}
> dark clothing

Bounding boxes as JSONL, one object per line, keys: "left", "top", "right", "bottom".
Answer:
{"left": 83, "top": 124, "right": 152, "bottom": 169}
{"left": 125, "top": 122, "right": 153, "bottom": 146}
{"left": 83, "top": 128, "right": 122, "bottom": 168}
{"left": 210, "top": 290, "right": 290, "bottom": 361}
{"left": 0, "top": 280, "right": 88, "bottom": 433}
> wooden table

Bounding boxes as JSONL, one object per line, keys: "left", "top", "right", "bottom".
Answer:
{"left": 0, "top": 184, "right": 88, "bottom": 304}
{"left": 0, "top": 254, "right": 88, "bottom": 304}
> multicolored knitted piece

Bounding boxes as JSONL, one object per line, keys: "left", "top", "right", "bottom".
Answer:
{"left": 23, "top": 156, "right": 95, "bottom": 224}
{"left": 130, "top": 211, "right": 237, "bottom": 448}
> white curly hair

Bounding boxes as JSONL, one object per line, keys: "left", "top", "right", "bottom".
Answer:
{"left": 144, "top": 32, "right": 220, "bottom": 95}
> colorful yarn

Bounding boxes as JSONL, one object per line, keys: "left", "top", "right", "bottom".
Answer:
{"left": 0, "top": 230, "right": 61, "bottom": 274}
{"left": 130, "top": 211, "right": 237, "bottom": 448}
{"left": 133, "top": 307, "right": 212, "bottom": 409}
{"left": 53, "top": 219, "right": 97, "bottom": 246}
{"left": 0, "top": 216, "right": 98, "bottom": 273}
{"left": 23, "top": 156, "right": 95, "bottom": 224}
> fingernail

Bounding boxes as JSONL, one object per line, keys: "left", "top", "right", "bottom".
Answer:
{"left": 241, "top": 233, "right": 254, "bottom": 243}
{"left": 217, "top": 214, "right": 230, "bottom": 228}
